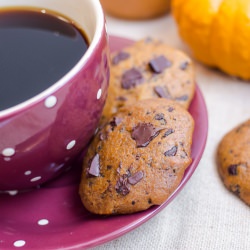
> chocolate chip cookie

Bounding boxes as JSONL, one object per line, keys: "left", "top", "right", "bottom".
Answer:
{"left": 79, "top": 98, "right": 194, "bottom": 214}
{"left": 217, "top": 119, "right": 250, "bottom": 205}
{"left": 102, "top": 38, "right": 195, "bottom": 119}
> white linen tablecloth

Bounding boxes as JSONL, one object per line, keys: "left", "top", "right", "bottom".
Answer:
{"left": 93, "top": 13, "right": 250, "bottom": 250}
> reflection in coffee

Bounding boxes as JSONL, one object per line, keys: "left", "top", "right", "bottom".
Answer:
{"left": 0, "top": 9, "right": 89, "bottom": 111}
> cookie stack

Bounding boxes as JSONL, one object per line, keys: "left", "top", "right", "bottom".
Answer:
{"left": 79, "top": 38, "right": 196, "bottom": 214}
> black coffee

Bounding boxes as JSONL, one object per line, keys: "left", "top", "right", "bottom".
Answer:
{"left": 0, "top": 8, "right": 89, "bottom": 111}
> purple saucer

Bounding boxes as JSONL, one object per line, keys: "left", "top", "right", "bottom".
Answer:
{"left": 0, "top": 35, "right": 208, "bottom": 249}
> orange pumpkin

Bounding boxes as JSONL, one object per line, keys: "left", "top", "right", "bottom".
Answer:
{"left": 100, "top": 0, "right": 170, "bottom": 20}
{"left": 172, "top": 0, "right": 250, "bottom": 80}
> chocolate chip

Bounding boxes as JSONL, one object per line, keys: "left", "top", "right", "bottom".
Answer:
{"left": 128, "top": 171, "right": 144, "bottom": 185}
{"left": 179, "top": 61, "right": 189, "bottom": 70}
{"left": 88, "top": 154, "right": 100, "bottom": 177}
{"left": 164, "top": 146, "right": 178, "bottom": 157}
{"left": 97, "top": 145, "right": 102, "bottom": 152}
{"left": 154, "top": 113, "right": 165, "bottom": 120}
{"left": 112, "top": 51, "right": 130, "bottom": 65}
{"left": 88, "top": 181, "right": 93, "bottom": 187}
{"left": 168, "top": 107, "right": 174, "bottom": 112}
{"left": 115, "top": 174, "right": 130, "bottom": 196}
{"left": 228, "top": 164, "right": 238, "bottom": 175}
{"left": 117, "top": 162, "right": 122, "bottom": 174}
{"left": 148, "top": 198, "right": 152, "bottom": 204}
{"left": 162, "top": 128, "right": 174, "bottom": 138}
{"left": 149, "top": 55, "right": 172, "bottom": 73}
{"left": 121, "top": 68, "right": 144, "bottom": 89}
{"left": 154, "top": 86, "right": 170, "bottom": 98}
{"left": 135, "top": 154, "right": 141, "bottom": 160}
{"left": 110, "top": 117, "right": 122, "bottom": 129}
{"left": 175, "top": 95, "right": 188, "bottom": 101}
{"left": 116, "top": 96, "right": 128, "bottom": 101}
{"left": 132, "top": 123, "right": 162, "bottom": 147}
{"left": 154, "top": 112, "right": 167, "bottom": 125}
{"left": 132, "top": 201, "right": 136, "bottom": 205}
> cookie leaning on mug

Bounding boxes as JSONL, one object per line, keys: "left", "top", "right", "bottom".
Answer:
{"left": 217, "top": 120, "right": 250, "bottom": 206}
{"left": 102, "top": 38, "right": 195, "bottom": 120}
{"left": 79, "top": 99, "right": 194, "bottom": 215}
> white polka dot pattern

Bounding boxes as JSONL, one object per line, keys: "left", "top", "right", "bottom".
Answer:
{"left": 2, "top": 148, "right": 15, "bottom": 157}
{"left": 13, "top": 240, "right": 26, "bottom": 247}
{"left": 66, "top": 140, "right": 76, "bottom": 150}
{"left": 97, "top": 88, "right": 102, "bottom": 99}
{"left": 30, "top": 176, "right": 42, "bottom": 182}
{"left": 4, "top": 157, "right": 11, "bottom": 162}
{"left": 24, "top": 171, "right": 32, "bottom": 176}
{"left": 44, "top": 96, "right": 57, "bottom": 108}
{"left": 8, "top": 190, "right": 18, "bottom": 196}
{"left": 38, "top": 219, "right": 49, "bottom": 226}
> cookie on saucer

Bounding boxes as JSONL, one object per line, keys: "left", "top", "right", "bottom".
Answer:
{"left": 102, "top": 38, "right": 195, "bottom": 119}
{"left": 79, "top": 98, "right": 194, "bottom": 214}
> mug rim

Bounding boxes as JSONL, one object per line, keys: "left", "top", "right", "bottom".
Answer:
{"left": 0, "top": 0, "right": 105, "bottom": 118}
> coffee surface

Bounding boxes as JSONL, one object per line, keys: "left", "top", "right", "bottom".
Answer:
{"left": 0, "top": 9, "right": 88, "bottom": 111}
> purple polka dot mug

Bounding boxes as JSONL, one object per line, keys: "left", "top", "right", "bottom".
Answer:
{"left": 0, "top": 0, "right": 110, "bottom": 190}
